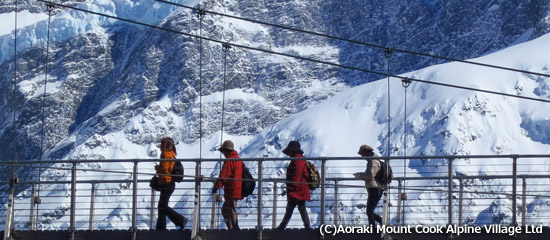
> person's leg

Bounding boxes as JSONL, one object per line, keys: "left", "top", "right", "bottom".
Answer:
{"left": 156, "top": 185, "right": 174, "bottom": 230}
{"left": 373, "top": 188, "right": 383, "bottom": 224}
{"left": 221, "top": 199, "right": 233, "bottom": 229}
{"left": 277, "top": 199, "right": 298, "bottom": 229}
{"left": 164, "top": 186, "right": 187, "bottom": 229}
{"left": 228, "top": 199, "right": 239, "bottom": 230}
{"left": 366, "top": 188, "right": 377, "bottom": 226}
{"left": 297, "top": 200, "right": 311, "bottom": 228}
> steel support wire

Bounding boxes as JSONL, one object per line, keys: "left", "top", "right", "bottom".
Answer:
{"left": 2, "top": 162, "right": 550, "bottom": 199}
{"left": 6, "top": 2, "right": 19, "bottom": 239}
{"left": 197, "top": 9, "right": 205, "bottom": 161}
{"left": 35, "top": 0, "right": 550, "bottom": 104}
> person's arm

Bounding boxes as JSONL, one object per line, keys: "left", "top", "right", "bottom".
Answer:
{"left": 365, "top": 159, "right": 380, "bottom": 179}
{"left": 293, "top": 160, "right": 307, "bottom": 184}
{"left": 286, "top": 161, "right": 298, "bottom": 191}
{"left": 215, "top": 162, "right": 231, "bottom": 189}
{"left": 156, "top": 160, "right": 173, "bottom": 183}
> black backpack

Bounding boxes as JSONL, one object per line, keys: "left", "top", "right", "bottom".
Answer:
{"left": 241, "top": 164, "right": 255, "bottom": 197}
{"left": 375, "top": 160, "right": 393, "bottom": 185}
{"left": 171, "top": 160, "right": 184, "bottom": 183}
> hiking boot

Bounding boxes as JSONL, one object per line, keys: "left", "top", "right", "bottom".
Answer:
{"left": 178, "top": 217, "right": 188, "bottom": 230}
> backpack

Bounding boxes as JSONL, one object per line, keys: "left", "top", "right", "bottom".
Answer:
{"left": 171, "top": 160, "right": 184, "bottom": 183}
{"left": 241, "top": 164, "right": 255, "bottom": 197}
{"left": 375, "top": 160, "right": 393, "bottom": 185}
{"left": 305, "top": 161, "right": 320, "bottom": 190}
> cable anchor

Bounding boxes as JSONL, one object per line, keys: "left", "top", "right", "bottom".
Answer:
{"left": 196, "top": 9, "right": 206, "bottom": 20}
{"left": 222, "top": 43, "right": 231, "bottom": 52}
{"left": 46, "top": 3, "right": 55, "bottom": 14}
{"left": 384, "top": 48, "right": 393, "bottom": 59}
{"left": 401, "top": 78, "right": 411, "bottom": 88}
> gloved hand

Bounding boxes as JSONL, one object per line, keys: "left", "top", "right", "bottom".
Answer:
{"left": 212, "top": 187, "right": 217, "bottom": 194}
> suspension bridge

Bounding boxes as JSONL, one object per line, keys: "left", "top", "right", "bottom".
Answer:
{"left": 2, "top": 155, "right": 550, "bottom": 240}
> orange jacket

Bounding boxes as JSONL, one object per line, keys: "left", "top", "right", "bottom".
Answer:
{"left": 215, "top": 150, "right": 243, "bottom": 199}
{"left": 156, "top": 151, "right": 176, "bottom": 184}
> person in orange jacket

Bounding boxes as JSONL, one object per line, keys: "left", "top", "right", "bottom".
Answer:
{"left": 154, "top": 137, "right": 187, "bottom": 230}
{"left": 212, "top": 140, "right": 243, "bottom": 230}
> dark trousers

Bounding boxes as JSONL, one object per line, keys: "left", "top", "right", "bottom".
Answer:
{"left": 221, "top": 198, "right": 240, "bottom": 230}
{"left": 367, "top": 187, "right": 383, "bottom": 226}
{"left": 278, "top": 199, "right": 310, "bottom": 229}
{"left": 156, "top": 182, "right": 185, "bottom": 230}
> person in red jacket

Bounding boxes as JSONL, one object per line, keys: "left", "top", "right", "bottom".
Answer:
{"left": 155, "top": 137, "right": 187, "bottom": 230}
{"left": 212, "top": 140, "right": 243, "bottom": 230}
{"left": 277, "top": 140, "right": 311, "bottom": 229}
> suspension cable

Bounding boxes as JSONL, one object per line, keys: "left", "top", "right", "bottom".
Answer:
{"left": 153, "top": 0, "right": 550, "bottom": 79}
{"left": 40, "top": 4, "right": 54, "bottom": 161}
{"left": 35, "top": 0, "right": 550, "bottom": 105}
{"left": 12, "top": 0, "right": 19, "bottom": 163}
{"left": 197, "top": 9, "right": 205, "bottom": 159}
{"left": 385, "top": 48, "right": 392, "bottom": 158}
{"left": 383, "top": 48, "right": 393, "bottom": 227}
{"left": 220, "top": 43, "right": 230, "bottom": 153}
{"left": 6, "top": 1, "right": 19, "bottom": 238}
{"left": 36, "top": 3, "right": 55, "bottom": 230}
{"left": 401, "top": 78, "right": 411, "bottom": 224}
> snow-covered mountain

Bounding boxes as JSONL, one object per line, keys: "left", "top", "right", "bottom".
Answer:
{"left": 240, "top": 32, "right": 550, "bottom": 226}
{"left": 0, "top": 0, "right": 549, "bottom": 230}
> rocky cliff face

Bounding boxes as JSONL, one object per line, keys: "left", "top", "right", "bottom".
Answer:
{"left": 1, "top": 0, "right": 548, "bottom": 163}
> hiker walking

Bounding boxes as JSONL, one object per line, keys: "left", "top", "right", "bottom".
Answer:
{"left": 155, "top": 137, "right": 187, "bottom": 230}
{"left": 277, "top": 141, "right": 311, "bottom": 230}
{"left": 354, "top": 144, "right": 384, "bottom": 226}
{"left": 212, "top": 140, "right": 243, "bottom": 230}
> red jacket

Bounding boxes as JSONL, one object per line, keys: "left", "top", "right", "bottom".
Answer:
{"left": 215, "top": 151, "right": 243, "bottom": 200}
{"left": 286, "top": 153, "right": 311, "bottom": 201}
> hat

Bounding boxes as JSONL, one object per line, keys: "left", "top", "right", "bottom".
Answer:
{"left": 358, "top": 144, "right": 374, "bottom": 156}
{"left": 282, "top": 141, "right": 304, "bottom": 155}
{"left": 218, "top": 140, "right": 235, "bottom": 151}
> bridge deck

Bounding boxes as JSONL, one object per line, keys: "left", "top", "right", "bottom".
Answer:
{"left": 3, "top": 227, "right": 549, "bottom": 240}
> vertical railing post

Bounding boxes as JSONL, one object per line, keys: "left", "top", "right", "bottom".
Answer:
{"left": 320, "top": 158, "right": 326, "bottom": 225}
{"left": 381, "top": 157, "right": 391, "bottom": 240}
{"left": 70, "top": 162, "right": 76, "bottom": 239}
{"left": 191, "top": 159, "right": 202, "bottom": 239}
{"left": 131, "top": 161, "right": 138, "bottom": 233}
{"left": 30, "top": 184, "right": 35, "bottom": 230}
{"left": 4, "top": 167, "right": 16, "bottom": 240}
{"left": 272, "top": 182, "right": 278, "bottom": 229}
{"left": 512, "top": 155, "right": 518, "bottom": 226}
{"left": 149, "top": 189, "right": 156, "bottom": 230}
{"left": 257, "top": 159, "right": 264, "bottom": 234}
{"left": 458, "top": 177, "right": 463, "bottom": 225}
{"left": 396, "top": 179, "right": 402, "bottom": 226}
{"left": 447, "top": 157, "right": 453, "bottom": 226}
{"left": 382, "top": 158, "right": 390, "bottom": 227}
{"left": 210, "top": 190, "right": 216, "bottom": 229}
{"left": 89, "top": 182, "right": 96, "bottom": 230}
{"left": 334, "top": 179, "right": 339, "bottom": 225}
{"left": 521, "top": 176, "right": 526, "bottom": 226}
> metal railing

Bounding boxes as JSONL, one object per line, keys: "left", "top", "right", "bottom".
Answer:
{"left": 1, "top": 154, "right": 550, "bottom": 239}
